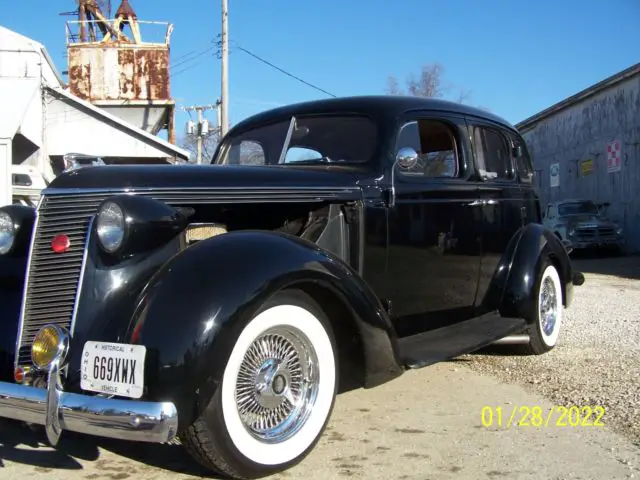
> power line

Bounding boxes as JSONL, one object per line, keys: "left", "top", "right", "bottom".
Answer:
{"left": 172, "top": 51, "right": 216, "bottom": 77}
{"left": 170, "top": 38, "right": 338, "bottom": 98}
{"left": 172, "top": 45, "right": 217, "bottom": 69}
{"left": 233, "top": 44, "right": 336, "bottom": 98}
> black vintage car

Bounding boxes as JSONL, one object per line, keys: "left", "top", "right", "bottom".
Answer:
{"left": 0, "top": 96, "right": 583, "bottom": 478}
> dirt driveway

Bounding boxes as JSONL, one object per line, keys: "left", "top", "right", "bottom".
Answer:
{"left": 1, "top": 361, "right": 639, "bottom": 480}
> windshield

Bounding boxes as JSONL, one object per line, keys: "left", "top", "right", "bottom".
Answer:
{"left": 214, "top": 115, "right": 378, "bottom": 166}
{"left": 558, "top": 201, "right": 599, "bottom": 216}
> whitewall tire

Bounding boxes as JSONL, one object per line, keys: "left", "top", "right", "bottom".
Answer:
{"left": 182, "top": 289, "right": 338, "bottom": 479}
{"left": 525, "top": 260, "right": 564, "bottom": 354}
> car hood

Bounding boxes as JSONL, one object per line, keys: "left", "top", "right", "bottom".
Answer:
{"left": 46, "top": 163, "right": 373, "bottom": 192}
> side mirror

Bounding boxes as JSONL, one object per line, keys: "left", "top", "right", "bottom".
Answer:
{"left": 389, "top": 147, "right": 419, "bottom": 208}
{"left": 395, "top": 147, "right": 419, "bottom": 170}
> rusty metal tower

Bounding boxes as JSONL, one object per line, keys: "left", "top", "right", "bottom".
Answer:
{"left": 65, "top": 0, "right": 176, "bottom": 143}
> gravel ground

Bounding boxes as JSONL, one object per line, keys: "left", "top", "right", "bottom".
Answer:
{"left": 466, "top": 255, "right": 640, "bottom": 446}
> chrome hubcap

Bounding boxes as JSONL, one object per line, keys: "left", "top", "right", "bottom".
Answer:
{"left": 235, "top": 326, "right": 319, "bottom": 443}
{"left": 540, "top": 276, "right": 558, "bottom": 336}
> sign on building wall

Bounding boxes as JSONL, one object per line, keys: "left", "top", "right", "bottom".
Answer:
{"left": 607, "top": 139, "right": 622, "bottom": 173}
{"left": 550, "top": 162, "right": 560, "bottom": 188}
{"left": 581, "top": 159, "right": 594, "bottom": 176}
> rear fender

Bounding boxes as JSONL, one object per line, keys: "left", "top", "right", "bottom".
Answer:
{"left": 497, "top": 223, "right": 574, "bottom": 319}
{"left": 124, "top": 230, "right": 402, "bottom": 431}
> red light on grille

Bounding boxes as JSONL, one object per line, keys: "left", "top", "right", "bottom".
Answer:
{"left": 14, "top": 366, "right": 29, "bottom": 383}
{"left": 51, "top": 234, "right": 71, "bottom": 253}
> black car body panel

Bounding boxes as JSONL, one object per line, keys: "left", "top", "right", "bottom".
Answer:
{"left": 119, "top": 230, "right": 402, "bottom": 431}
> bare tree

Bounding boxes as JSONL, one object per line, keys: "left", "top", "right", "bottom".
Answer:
{"left": 385, "top": 62, "right": 479, "bottom": 108}
{"left": 179, "top": 129, "right": 221, "bottom": 164}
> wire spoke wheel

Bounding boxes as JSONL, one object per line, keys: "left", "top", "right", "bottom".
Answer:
{"left": 539, "top": 276, "right": 558, "bottom": 337}
{"left": 235, "top": 326, "right": 319, "bottom": 443}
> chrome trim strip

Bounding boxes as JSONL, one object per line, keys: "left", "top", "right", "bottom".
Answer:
{"left": 13, "top": 204, "right": 42, "bottom": 371}
{"left": 491, "top": 334, "right": 530, "bottom": 345}
{"left": 69, "top": 215, "right": 95, "bottom": 336}
{"left": 0, "top": 381, "right": 178, "bottom": 444}
{"left": 41, "top": 186, "right": 360, "bottom": 196}
{"left": 278, "top": 116, "right": 297, "bottom": 164}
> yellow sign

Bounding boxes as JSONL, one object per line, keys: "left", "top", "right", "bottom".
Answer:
{"left": 581, "top": 159, "right": 593, "bottom": 176}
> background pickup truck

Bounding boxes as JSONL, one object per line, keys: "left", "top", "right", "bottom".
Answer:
{"left": 542, "top": 199, "right": 625, "bottom": 254}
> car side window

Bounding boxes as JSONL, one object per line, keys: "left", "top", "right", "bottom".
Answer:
{"left": 285, "top": 147, "right": 323, "bottom": 163}
{"left": 473, "top": 126, "right": 512, "bottom": 180}
{"left": 509, "top": 132, "right": 533, "bottom": 183}
{"left": 227, "top": 140, "right": 266, "bottom": 165}
{"left": 395, "top": 119, "right": 459, "bottom": 178}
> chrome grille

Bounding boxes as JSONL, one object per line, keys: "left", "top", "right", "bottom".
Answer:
{"left": 15, "top": 194, "right": 106, "bottom": 367}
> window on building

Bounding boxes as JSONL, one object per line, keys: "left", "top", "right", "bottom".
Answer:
{"left": 395, "top": 119, "right": 460, "bottom": 178}
{"left": 12, "top": 174, "right": 32, "bottom": 186}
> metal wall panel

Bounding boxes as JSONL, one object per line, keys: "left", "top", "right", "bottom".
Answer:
{"left": 520, "top": 76, "right": 640, "bottom": 252}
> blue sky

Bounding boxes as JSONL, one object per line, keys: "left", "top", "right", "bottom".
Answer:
{"left": 4, "top": 0, "right": 639, "bottom": 144}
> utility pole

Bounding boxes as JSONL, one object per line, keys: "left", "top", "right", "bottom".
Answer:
{"left": 183, "top": 102, "right": 221, "bottom": 164}
{"left": 220, "top": 0, "right": 229, "bottom": 138}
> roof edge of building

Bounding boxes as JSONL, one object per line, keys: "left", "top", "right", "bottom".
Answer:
{"left": 45, "top": 85, "right": 190, "bottom": 161}
{"left": 515, "top": 62, "right": 640, "bottom": 132}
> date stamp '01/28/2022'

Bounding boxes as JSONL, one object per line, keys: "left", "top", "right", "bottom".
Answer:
{"left": 481, "top": 405, "right": 606, "bottom": 428}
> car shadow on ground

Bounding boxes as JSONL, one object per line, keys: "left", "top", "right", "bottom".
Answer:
{"left": 0, "top": 419, "right": 93, "bottom": 470}
{"left": 0, "top": 419, "right": 219, "bottom": 478}
{"left": 571, "top": 251, "right": 640, "bottom": 280}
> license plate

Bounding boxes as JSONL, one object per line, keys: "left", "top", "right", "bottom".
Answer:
{"left": 80, "top": 341, "right": 146, "bottom": 399}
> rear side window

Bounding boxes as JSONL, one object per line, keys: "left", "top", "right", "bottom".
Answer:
{"left": 473, "top": 126, "right": 512, "bottom": 180}
{"left": 509, "top": 132, "right": 533, "bottom": 183}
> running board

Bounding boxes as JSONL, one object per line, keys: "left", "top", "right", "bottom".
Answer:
{"left": 397, "top": 313, "right": 526, "bottom": 369}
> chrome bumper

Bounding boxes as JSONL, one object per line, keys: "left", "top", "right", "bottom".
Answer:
{"left": 0, "top": 376, "right": 178, "bottom": 445}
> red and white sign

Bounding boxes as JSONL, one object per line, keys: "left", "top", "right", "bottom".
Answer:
{"left": 606, "top": 140, "right": 622, "bottom": 173}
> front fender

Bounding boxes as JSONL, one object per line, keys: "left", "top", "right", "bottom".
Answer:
{"left": 125, "top": 230, "right": 402, "bottom": 431}
{"left": 0, "top": 255, "right": 27, "bottom": 381}
{"left": 500, "top": 223, "right": 574, "bottom": 319}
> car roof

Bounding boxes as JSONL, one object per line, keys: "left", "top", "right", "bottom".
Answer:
{"left": 227, "top": 95, "right": 516, "bottom": 136}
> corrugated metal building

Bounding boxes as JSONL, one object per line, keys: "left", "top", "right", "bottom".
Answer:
{"left": 516, "top": 63, "right": 640, "bottom": 253}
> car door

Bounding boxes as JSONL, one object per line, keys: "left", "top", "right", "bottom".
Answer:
{"left": 468, "top": 120, "right": 525, "bottom": 314}
{"left": 386, "top": 112, "right": 483, "bottom": 337}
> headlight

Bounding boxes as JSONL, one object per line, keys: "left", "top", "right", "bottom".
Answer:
{"left": 96, "top": 201, "right": 126, "bottom": 253}
{"left": 31, "top": 324, "right": 69, "bottom": 370}
{"left": 0, "top": 205, "right": 35, "bottom": 256}
{"left": 0, "top": 211, "right": 15, "bottom": 255}
{"left": 616, "top": 227, "right": 623, "bottom": 235}
{"left": 94, "top": 195, "right": 193, "bottom": 258}
{"left": 568, "top": 228, "right": 576, "bottom": 237}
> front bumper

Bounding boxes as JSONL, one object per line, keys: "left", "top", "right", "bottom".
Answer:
{"left": 566, "top": 237, "right": 624, "bottom": 250}
{"left": 0, "top": 377, "right": 178, "bottom": 445}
